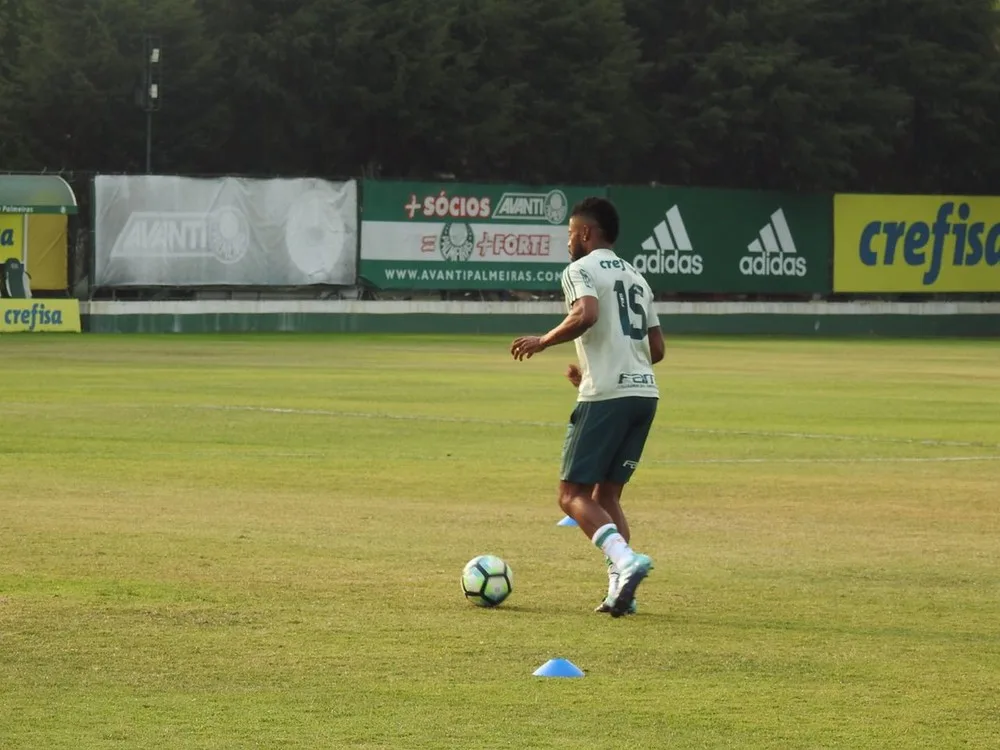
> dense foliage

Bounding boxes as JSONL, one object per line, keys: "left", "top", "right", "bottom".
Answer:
{"left": 1, "top": 0, "right": 998, "bottom": 192}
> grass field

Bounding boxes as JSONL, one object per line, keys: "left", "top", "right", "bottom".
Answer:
{"left": 2, "top": 333, "right": 999, "bottom": 749}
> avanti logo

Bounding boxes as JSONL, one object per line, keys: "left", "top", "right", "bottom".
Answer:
{"left": 633, "top": 205, "right": 703, "bottom": 275}
{"left": 110, "top": 208, "right": 251, "bottom": 265}
{"left": 493, "top": 190, "right": 568, "bottom": 225}
{"left": 740, "top": 208, "right": 807, "bottom": 277}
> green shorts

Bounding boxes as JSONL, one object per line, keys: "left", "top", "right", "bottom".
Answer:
{"left": 560, "top": 396, "right": 658, "bottom": 485}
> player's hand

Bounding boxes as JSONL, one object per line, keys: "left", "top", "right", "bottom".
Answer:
{"left": 511, "top": 336, "right": 546, "bottom": 361}
{"left": 566, "top": 364, "right": 582, "bottom": 387}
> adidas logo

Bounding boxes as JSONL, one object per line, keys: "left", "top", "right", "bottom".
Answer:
{"left": 633, "top": 205, "right": 703, "bottom": 275}
{"left": 739, "top": 208, "right": 807, "bottom": 277}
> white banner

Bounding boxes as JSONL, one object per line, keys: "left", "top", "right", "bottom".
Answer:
{"left": 94, "top": 175, "right": 357, "bottom": 287}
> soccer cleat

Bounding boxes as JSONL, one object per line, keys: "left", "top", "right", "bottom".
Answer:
{"left": 595, "top": 597, "right": 637, "bottom": 615}
{"left": 596, "top": 556, "right": 636, "bottom": 614}
{"left": 610, "top": 553, "right": 653, "bottom": 618}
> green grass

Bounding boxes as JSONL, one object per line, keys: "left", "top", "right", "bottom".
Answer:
{"left": 1, "top": 333, "right": 999, "bottom": 749}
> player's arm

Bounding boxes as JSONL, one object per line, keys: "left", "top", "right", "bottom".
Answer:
{"left": 539, "top": 295, "right": 598, "bottom": 349}
{"left": 646, "top": 294, "right": 665, "bottom": 364}
{"left": 648, "top": 326, "right": 665, "bottom": 364}
{"left": 510, "top": 265, "right": 597, "bottom": 361}
{"left": 511, "top": 295, "right": 596, "bottom": 360}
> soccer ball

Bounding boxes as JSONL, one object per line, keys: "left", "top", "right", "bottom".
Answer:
{"left": 461, "top": 555, "right": 513, "bottom": 607}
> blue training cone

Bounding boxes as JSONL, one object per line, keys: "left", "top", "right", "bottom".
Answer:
{"left": 533, "top": 658, "right": 585, "bottom": 678}
{"left": 556, "top": 515, "right": 578, "bottom": 527}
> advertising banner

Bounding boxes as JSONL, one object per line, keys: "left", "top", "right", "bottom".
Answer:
{"left": 359, "top": 180, "right": 604, "bottom": 289}
{"left": 94, "top": 175, "right": 357, "bottom": 287}
{"left": 609, "top": 186, "right": 832, "bottom": 294}
{"left": 24, "top": 215, "right": 69, "bottom": 291}
{"left": 0, "top": 214, "right": 68, "bottom": 291}
{"left": 0, "top": 214, "right": 22, "bottom": 261}
{"left": 0, "top": 299, "right": 81, "bottom": 333}
{"left": 834, "top": 194, "right": 1000, "bottom": 292}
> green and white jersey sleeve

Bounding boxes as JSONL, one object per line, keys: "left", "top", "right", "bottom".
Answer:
{"left": 561, "top": 248, "right": 660, "bottom": 402}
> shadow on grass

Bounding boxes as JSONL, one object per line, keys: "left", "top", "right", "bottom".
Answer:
{"left": 464, "top": 603, "right": 675, "bottom": 621}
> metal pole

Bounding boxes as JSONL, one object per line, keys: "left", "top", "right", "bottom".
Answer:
{"left": 140, "top": 32, "right": 160, "bottom": 174}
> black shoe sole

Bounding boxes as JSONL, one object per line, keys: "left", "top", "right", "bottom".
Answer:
{"left": 610, "top": 569, "right": 648, "bottom": 618}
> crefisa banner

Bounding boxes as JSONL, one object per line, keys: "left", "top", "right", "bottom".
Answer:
{"left": 834, "top": 194, "right": 1000, "bottom": 292}
{"left": 359, "top": 180, "right": 604, "bottom": 290}
{"left": 0, "top": 300, "right": 81, "bottom": 333}
{"left": 93, "top": 175, "right": 358, "bottom": 287}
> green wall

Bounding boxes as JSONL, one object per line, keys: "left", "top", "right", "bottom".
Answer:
{"left": 82, "top": 313, "right": 1000, "bottom": 337}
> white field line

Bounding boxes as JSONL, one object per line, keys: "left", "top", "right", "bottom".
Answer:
{"left": 131, "top": 449, "right": 1000, "bottom": 466}
{"left": 178, "top": 404, "right": 1000, "bottom": 451}
{"left": 651, "top": 456, "right": 1000, "bottom": 465}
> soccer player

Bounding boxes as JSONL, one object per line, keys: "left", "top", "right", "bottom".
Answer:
{"left": 510, "top": 196, "right": 664, "bottom": 618}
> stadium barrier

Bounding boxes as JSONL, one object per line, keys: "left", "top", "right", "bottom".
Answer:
{"left": 3, "top": 173, "right": 994, "bottom": 337}
{"left": 80, "top": 300, "right": 1000, "bottom": 337}
{"left": 87, "top": 175, "right": 1000, "bottom": 298}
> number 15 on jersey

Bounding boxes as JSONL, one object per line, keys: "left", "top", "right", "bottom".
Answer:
{"left": 614, "top": 279, "right": 648, "bottom": 341}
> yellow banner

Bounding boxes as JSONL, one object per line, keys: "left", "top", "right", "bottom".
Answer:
{"left": 26, "top": 214, "right": 69, "bottom": 291}
{"left": 834, "top": 194, "right": 1000, "bottom": 292}
{"left": 0, "top": 214, "right": 22, "bottom": 260}
{"left": 0, "top": 299, "right": 81, "bottom": 333}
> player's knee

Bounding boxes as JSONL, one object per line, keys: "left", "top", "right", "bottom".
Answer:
{"left": 594, "top": 482, "right": 624, "bottom": 508}
{"left": 558, "top": 482, "right": 591, "bottom": 514}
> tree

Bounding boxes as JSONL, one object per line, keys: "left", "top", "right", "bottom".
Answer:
{"left": 623, "top": 0, "right": 915, "bottom": 191}
{"left": 446, "top": 0, "right": 644, "bottom": 184}
{"left": 9, "top": 0, "right": 219, "bottom": 172}
{"left": 1, "top": 0, "right": 997, "bottom": 192}
{"left": 0, "top": 0, "right": 40, "bottom": 167}
{"left": 768, "top": 0, "right": 1000, "bottom": 194}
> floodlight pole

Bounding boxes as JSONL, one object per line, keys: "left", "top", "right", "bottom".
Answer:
{"left": 146, "top": 110, "right": 153, "bottom": 174}
{"left": 141, "top": 35, "right": 161, "bottom": 174}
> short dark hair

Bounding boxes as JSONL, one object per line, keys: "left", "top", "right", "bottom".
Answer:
{"left": 571, "top": 197, "right": 620, "bottom": 244}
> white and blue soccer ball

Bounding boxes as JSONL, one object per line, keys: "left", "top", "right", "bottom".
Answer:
{"left": 461, "top": 555, "right": 513, "bottom": 607}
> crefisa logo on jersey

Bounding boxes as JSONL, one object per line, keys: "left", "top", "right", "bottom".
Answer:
{"left": 633, "top": 205, "right": 703, "bottom": 275}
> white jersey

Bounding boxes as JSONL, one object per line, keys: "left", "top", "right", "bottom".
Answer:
{"left": 561, "top": 248, "right": 660, "bottom": 402}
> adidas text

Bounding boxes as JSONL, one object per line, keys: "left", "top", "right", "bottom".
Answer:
{"left": 739, "top": 208, "right": 807, "bottom": 278}
{"left": 739, "top": 254, "right": 807, "bottom": 277}
{"left": 633, "top": 249, "right": 703, "bottom": 275}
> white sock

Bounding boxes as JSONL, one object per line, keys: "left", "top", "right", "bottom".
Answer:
{"left": 606, "top": 558, "right": 620, "bottom": 598}
{"left": 592, "top": 523, "right": 634, "bottom": 569}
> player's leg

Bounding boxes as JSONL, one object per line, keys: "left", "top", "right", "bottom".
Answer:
{"left": 558, "top": 480, "right": 613, "bottom": 538}
{"left": 560, "top": 400, "right": 649, "bottom": 617}
{"left": 594, "top": 482, "right": 629, "bottom": 541}
{"left": 559, "top": 401, "right": 624, "bottom": 537}
{"left": 592, "top": 482, "right": 632, "bottom": 613}
{"left": 602, "top": 397, "right": 658, "bottom": 617}
{"left": 591, "top": 397, "right": 654, "bottom": 614}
